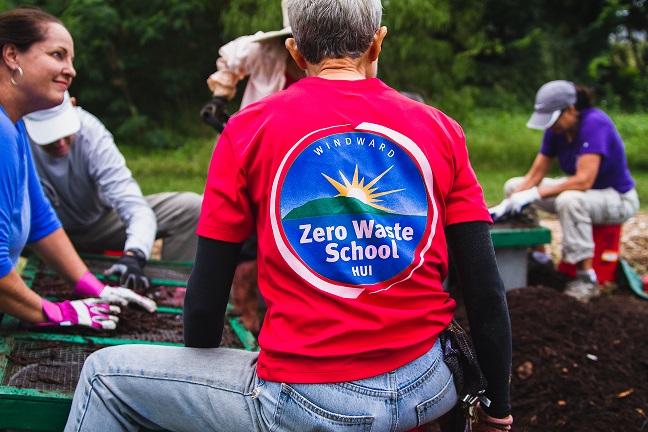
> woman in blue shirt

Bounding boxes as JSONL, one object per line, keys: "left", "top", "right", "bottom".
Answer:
{"left": 0, "top": 8, "right": 154, "bottom": 329}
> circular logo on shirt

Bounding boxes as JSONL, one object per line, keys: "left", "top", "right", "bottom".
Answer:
{"left": 270, "top": 123, "right": 437, "bottom": 299}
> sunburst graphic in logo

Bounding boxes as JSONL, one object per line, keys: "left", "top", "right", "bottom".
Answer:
{"left": 321, "top": 165, "right": 404, "bottom": 212}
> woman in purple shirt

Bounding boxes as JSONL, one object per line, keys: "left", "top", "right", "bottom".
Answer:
{"left": 501, "top": 80, "right": 638, "bottom": 302}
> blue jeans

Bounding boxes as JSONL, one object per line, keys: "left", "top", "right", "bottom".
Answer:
{"left": 64, "top": 340, "right": 456, "bottom": 431}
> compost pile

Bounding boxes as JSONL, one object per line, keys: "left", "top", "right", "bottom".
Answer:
{"left": 505, "top": 285, "right": 647, "bottom": 431}
{"left": 447, "top": 256, "right": 648, "bottom": 432}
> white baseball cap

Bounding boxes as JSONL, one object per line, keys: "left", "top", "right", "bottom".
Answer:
{"left": 526, "top": 80, "right": 577, "bottom": 130}
{"left": 23, "top": 91, "right": 81, "bottom": 145}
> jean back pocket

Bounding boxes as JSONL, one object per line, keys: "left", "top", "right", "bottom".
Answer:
{"left": 269, "top": 383, "right": 374, "bottom": 432}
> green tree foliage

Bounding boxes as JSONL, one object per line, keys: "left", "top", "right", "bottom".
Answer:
{"left": 379, "top": 0, "right": 486, "bottom": 118}
{"left": 6, "top": 0, "right": 227, "bottom": 147}
{"left": 1, "top": 0, "right": 644, "bottom": 147}
{"left": 220, "top": 0, "right": 490, "bottom": 118}
{"left": 588, "top": 0, "right": 648, "bottom": 109}
{"left": 220, "top": 0, "right": 283, "bottom": 38}
{"left": 474, "top": 0, "right": 648, "bottom": 110}
{"left": 474, "top": 0, "right": 616, "bottom": 105}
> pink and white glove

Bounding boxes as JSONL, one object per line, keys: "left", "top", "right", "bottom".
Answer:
{"left": 74, "top": 271, "right": 157, "bottom": 313}
{"left": 40, "top": 298, "right": 120, "bottom": 330}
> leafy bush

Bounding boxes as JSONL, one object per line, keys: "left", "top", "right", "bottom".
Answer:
{"left": 2, "top": 0, "right": 644, "bottom": 147}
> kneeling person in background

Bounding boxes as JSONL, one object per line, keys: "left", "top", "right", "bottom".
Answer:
{"left": 24, "top": 92, "right": 202, "bottom": 289}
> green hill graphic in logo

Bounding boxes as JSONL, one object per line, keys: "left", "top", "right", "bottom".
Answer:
{"left": 283, "top": 164, "right": 408, "bottom": 220}
{"left": 283, "top": 196, "right": 393, "bottom": 220}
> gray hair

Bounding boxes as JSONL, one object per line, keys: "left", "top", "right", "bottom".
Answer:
{"left": 285, "top": 0, "right": 382, "bottom": 64}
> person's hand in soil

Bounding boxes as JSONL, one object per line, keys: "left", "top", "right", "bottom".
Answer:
{"left": 104, "top": 249, "right": 150, "bottom": 291}
{"left": 74, "top": 271, "right": 157, "bottom": 313}
{"left": 471, "top": 404, "right": 513, "bottom": 431}
{"left": 39, "top": 298, "right": 120, "bottom": 330}
{"left": 231, "top": 259, "right": 260, "bottom": 334}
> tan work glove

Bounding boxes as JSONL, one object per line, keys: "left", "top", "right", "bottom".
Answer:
{"left": 471, "top": 404, "right": 513, "bottom": 431}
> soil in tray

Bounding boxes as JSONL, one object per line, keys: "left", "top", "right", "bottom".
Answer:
{"left": 25, "top": 272, "right": 242, "bottom": 347}
{"left": 27, "top": 308, "right": 244, "bottom": 348}
{"left": 148, "top": 285, "right": 186, "bottom": 308}
{"left": 30, "top": 273, "right": 186, "bottom": 308}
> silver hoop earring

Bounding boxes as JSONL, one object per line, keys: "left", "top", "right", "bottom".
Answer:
{"left": 10, "top": 65, "right": 24, "bottom": 86}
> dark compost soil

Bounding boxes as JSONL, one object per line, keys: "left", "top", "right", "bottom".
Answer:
{"left": 505, "top": 286, "right": 648, "bottom": 431}
{"left": 3, "top": 268, "right": 246, "bottom": 393}
{"left": 452, "top": 267, "right": 648, "bottom": 432}
{"left": 31, "top": 273, "right": 186, "bottom": 308}
{"left": 24, "top": 272, "right": 242, "bottom": 347}
{"left": 26, "top": 304, "right": 243, "bottom": 348}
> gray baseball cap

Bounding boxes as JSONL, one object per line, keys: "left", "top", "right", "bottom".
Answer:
{"left": 526, "top": 80, "right": 576, "bottom": 130}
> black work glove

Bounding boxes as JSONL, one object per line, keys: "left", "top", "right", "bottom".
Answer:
{"left": 200, "top": 96, "right": 230, "bottom": 133}
{"left": 104, "top": 249, "right": 150, "bottom": 291}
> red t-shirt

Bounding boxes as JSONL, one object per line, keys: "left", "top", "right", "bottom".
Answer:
{"left": 198, "top": 77, "right": 491, "bottom": 383}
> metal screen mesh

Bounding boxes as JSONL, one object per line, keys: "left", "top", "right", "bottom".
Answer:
{"left": 3, "top": 321, "right": 242, "bottom": 394}
{"left": 2, "top": 340, "right": 101, "bottom": 393}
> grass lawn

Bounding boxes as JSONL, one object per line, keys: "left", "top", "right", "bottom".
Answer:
{"left": 120, "top": 110, "right": 648, "bottom": 209}
{"left": 119, "top": 135, "right": 216, "bottom": 195}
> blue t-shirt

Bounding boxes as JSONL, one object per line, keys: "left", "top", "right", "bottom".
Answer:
{"left": 540, "top": 108, "right": 635, "bottom": 193}
{"left": 0, "top": 106, "right": 61, "bottom": 278}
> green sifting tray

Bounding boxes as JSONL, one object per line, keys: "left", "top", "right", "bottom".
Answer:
{"left": 0, "top": 253, "right": 258, "bottom": 432}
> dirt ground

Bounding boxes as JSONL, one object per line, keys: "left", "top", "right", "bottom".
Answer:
{"left": 495, "top": 213, "right": 648, "bottom": 431}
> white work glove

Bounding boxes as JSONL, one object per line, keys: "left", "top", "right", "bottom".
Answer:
{"left": 99, "top": 286, "right": 157, "bottom": 313}
{"left": 508, "top": 187, "right": 540, "bottom": 213}
{"left": 489, "top": 199, "right": 512, "bottom": 222}
{"left": 75, "top": 271, "right": 157, "bottom": 313}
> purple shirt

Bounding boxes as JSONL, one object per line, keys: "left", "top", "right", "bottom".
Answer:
{"left": 540, "top": 108, "right": 635, "bottom": 193}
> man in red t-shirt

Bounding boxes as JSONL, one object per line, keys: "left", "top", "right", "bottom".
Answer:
{"left": 198, "top": 78, "right": 492, "bottom": 381}
{"left": 65, "top": 1, "right": 512, "bottom": 431}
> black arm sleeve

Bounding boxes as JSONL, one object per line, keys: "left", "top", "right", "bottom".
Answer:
{"left": 446, "top": 221, "right": 512, "bottom": 418}
{"left": 184, "top": 236, "right": 242, "bottom": 348}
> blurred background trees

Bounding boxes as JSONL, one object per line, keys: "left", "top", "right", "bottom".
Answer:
{"left": 3, "top": 0, "right": 646, "bottom": 146}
